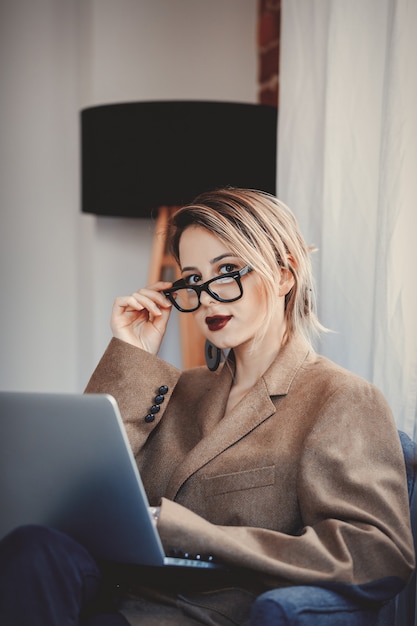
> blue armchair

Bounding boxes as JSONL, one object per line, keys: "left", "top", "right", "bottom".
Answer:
{"left": 250, "top": 430, "right": 417, "bottom": 626}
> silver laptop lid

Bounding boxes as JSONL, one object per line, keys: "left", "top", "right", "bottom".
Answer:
{"left": 0, "top": 391, "right": 167, "bottom": 566}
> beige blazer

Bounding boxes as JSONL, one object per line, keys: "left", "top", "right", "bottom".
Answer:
{"left": 85, "top": 334, "right": 414, "bottom": 622}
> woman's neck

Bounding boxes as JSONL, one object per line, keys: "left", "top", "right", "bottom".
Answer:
{"left": 224, "top": 330, "right": 285, "bottom": 417}
{"left": 231, "top": 322, "right": 287, "bottom": 393}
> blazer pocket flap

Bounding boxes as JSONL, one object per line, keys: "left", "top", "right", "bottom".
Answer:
{"left": 204, "top": 465, "right": 275, "bottom": 496}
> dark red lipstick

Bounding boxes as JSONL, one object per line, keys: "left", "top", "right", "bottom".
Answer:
{"left": 205, "top": 315, "right": 232, "bottom": 331}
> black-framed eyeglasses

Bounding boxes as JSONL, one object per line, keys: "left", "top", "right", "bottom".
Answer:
{"left": 163, "top": 265, "right": 253, "bottom": 313}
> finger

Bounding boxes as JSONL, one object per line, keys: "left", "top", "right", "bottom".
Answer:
{"left": 132, "top": 288, "right": 173, "bottom": 312}
{"left": 147, "top": 302, "right": 172, "bottom": 336}
{"left": 121, "top": 294, "right": 165, "bottom": 319}
{"left": 112, "top": 295, "right": 147, "bottom": 313}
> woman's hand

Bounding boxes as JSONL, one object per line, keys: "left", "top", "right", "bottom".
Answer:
{"left": 110, "top": 281, "right": 173, "bottom": 354}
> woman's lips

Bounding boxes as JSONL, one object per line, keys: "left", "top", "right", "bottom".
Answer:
{"left": 205, "top": 315, "right": 232, "bottom": 331}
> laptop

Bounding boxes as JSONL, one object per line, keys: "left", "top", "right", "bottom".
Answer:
{"left": 0, "top": 391, "right": 223, "bottom": 570}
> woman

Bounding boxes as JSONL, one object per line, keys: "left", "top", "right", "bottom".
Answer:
{"left": 0, "top": 188, "right": 414, "bottom": 625}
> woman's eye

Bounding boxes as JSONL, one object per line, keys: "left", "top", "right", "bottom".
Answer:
{"left": 219, "top": 263, "right": 237, "bottom": 275}
{"left": 184, "top": 274, "right": 201, "bottom": 286}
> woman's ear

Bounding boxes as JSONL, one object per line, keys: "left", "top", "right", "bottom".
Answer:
{"left": 278, "top": 266, "right": 295, "bottom": 297}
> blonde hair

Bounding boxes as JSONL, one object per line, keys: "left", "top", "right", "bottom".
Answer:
{"left": 169, "top": 188, "right": 324, "bottom": 347}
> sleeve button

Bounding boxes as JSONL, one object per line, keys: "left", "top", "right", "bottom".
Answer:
{"left": 145, "top": 413, "right": 155, "bottom": 423}
{"left": 154, "top": 394, "right": 165, "bottom": 405}
{"left": 158, "top": 385, "right": 169, "bottom": 395}
{"left": 150, "top": 404, "right": 161, "bottom": 413}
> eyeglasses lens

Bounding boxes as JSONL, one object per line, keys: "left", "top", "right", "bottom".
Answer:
{"left": 173, "top": 275, "right": 241, "bottom": 311}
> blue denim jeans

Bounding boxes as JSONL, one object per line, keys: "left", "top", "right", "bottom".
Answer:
{"left": 250, "top": 585, "right": 393, "bottom": 626}
{"left": 0, "top": 525, "right": 129, "bottom": 626}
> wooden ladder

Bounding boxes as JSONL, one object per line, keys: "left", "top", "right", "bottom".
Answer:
{"left": 148, "top": 206, "right": 205, "bottom": 369}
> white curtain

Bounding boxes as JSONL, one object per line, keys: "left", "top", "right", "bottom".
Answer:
{"left": 278, "top": 0, "right": 417, "bottom": 439}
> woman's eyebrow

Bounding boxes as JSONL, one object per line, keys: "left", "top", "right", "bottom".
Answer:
{"left": 181, "top": 253, "right": 235, "bottom": 273}
{"left": 210, "top": 253, "right": 235, "bottom": 264}
{"left": 180, "top": 264, "right": 198, "bottom": 273}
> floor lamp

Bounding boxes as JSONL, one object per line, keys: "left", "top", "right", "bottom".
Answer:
{"left": 81, "top": 101, "right": 277, "bottom": 368}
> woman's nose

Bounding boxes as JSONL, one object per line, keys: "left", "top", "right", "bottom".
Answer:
{"left": 199, "top": 289, "right": 215, "bottom": 307}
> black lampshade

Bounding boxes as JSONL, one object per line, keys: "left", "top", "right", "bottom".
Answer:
{"left": 81, "top": 101, "right": 277, "bottom": 218}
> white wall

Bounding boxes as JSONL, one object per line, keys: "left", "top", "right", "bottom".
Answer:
{"left": 0, "top": 0, "right": 258, "bottom": 392}
{"left": 0, "top": 0, "right": 81, "bottom": 392}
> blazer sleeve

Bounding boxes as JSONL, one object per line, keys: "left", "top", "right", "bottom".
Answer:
{"left": 156, "top": 382, "right": 415, "bottom": 599}
{"left": 84, "top": 338, "right": 181, "bottom": 456}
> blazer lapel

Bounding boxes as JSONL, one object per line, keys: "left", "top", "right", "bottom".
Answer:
{"left": 165, "top": 378, "right": 277, "bottom": 500}
{"left": 165, "top": 335, "right": 311, "bottom": 500}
